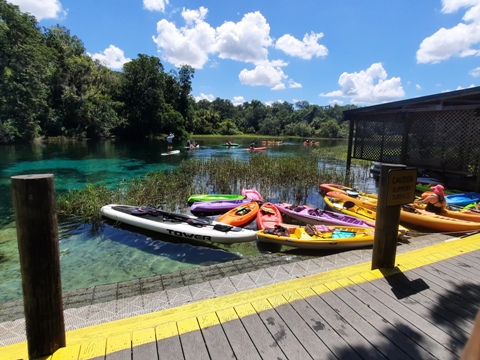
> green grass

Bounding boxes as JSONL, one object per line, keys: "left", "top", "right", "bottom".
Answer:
{"left": 57, "top": 151, "right": 360, "bottom": 223}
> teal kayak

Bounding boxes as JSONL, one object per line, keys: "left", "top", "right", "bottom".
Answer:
{"left": 187, "top": 194, "right": 246, "bottom": 205}
{"left": 221, "top": 143, "right": 239, "bottom": 146}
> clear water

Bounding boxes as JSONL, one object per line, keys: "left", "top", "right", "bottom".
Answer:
{"left": 0, "top": 137, "right": 374, "bottom": 303}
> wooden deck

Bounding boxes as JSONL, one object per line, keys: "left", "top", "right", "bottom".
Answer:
{"left": 4, "top": 234, "right": 480, "bottom": 359}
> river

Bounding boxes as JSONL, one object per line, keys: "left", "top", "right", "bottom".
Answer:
{"left": 0, "top": 137, "right": 376, "bottom": 303}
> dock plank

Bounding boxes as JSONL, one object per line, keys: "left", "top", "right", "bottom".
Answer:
{"left": 198, "top": 312, "right": 235, "bottom": 360}
{"left": 177, "top": 318, "right": 210, "bottom": 360}
{"left": 235, "top": 303, "right": 287, "bottom": 359}
{"left": 217, "top": 307, "right": 262, "bottom": 359}
{"left": 357, "top": 278, "right": 462, "bottom": 359}
{"left": 251, "top": 298, "right": 313, "bottom": 359}
{"left": 156, "top": 322, "right": 183, "bottom": 360}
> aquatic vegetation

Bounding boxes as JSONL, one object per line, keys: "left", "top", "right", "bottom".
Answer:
{"left": 57, "top": 153, "right": 358, "bottom": 222}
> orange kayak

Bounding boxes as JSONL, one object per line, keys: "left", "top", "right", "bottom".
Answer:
{"left": 256, "top": 202, "right": 283, "bottom": 230}
{"left": 218, "top": 201, "right": 259, "bottom": 227}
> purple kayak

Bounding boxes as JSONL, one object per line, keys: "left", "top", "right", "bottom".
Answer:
{"left": 275, "top": 203, "right": 375, "bottom": 228}
{"left": 190, "top": 199, "right": 253, "bottom": 215}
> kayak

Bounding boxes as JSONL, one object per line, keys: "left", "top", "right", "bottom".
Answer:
{"left": 161, "top": 150, "right": 180, "bottom": 156}
{"left": 275, "top": 203, "right": 375, "bottom": 228}
{"left": 187, "top": 193, "right": 246, "bottom": 205}
{"left": 261, "top": 140, "right": 283, "bottom": 145}
{"left": 218, "top": 201, "right": 259, "bottom": 227}
{"left": 221, "top": 143, "right": 239, "bottom": 147}
{"left": 256, "top": 202, "right": 283, "bottom": 230}
{"left": 323, "top": 195, "right": 409, "bottom": 235}
{"left": 421, "top": 192, "right": 480, "bottom": 207}
{"left": 257, "top": 224, "right": 377, "bottom": 250}
{"left": 100, "top": 204, "right": 257, "bottom": 244}
{"left": 319, "top": 183, "right": 376, "bottom": 199}
{"left": 244, "top": 147, "right": 267, "bottom": 151}
{"left": 190, "top": 198, "right": 252, "bottom": 215}
{"left": 241, "top": 188, "right": 264, "bottom": 201}
{"left": 327, "top": 191, "right": 480, "bottom": 232}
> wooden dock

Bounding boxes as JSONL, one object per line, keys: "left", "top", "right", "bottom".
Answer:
{"left": 3, "top": 233, "right": 480, "bottom": 359}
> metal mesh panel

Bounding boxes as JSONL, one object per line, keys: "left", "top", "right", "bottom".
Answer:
{"left": 351, "top": 109, "right": 480, "bottom": 176}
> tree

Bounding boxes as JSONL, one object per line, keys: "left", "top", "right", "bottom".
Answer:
{"left": 118, "top": 54, "right": 168, "bottom": 139}
{"left": 0, "top": 0, "right": 49, "bottom": 143}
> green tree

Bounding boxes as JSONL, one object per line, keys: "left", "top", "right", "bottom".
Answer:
{"left": 118, "top": 54, "right": 169, "bottom": 139}
{"left": 0, "top": 0, "right": 49, "bottom": 143}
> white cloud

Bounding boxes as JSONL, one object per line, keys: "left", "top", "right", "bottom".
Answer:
{"left": 152, "top": 7, "right": 216, "bottom": 68}
{"left": 8, "top": 0, "right": 66, "bottom": 21}
{"left": 416, "top": 1, "right": 480, "bottom": 63}
{"left": 143, "top": 0, "right": 169, "bottom": 12}
{"left": 89, "top": 45, "right": 131, "bottom": 70}
{"left": 232, "top": 96, "right": 246, "bottom": 105}
{"left": 152, "top": 7, "right": 326, "bottom": 90}
{"left": 215, "top": 11, "right": 272, "bottom": 64}
{"left": 195, "top": 93, "right": 215, "bottom": 102}
{"left": 275, "top": 32, "right": 328, "bottom": 60}
{"left": 470, "top": 66, "right": 480, "bottom": 76}
{"left": 288, "top": 79, "right": 302, "bottom": 88}
{"left": 238, "top": 60, "right": 288, "bottom": 89}
{"left": 321, "top": 63, "right": 405, "bottom": 104}
{"left": 416, "top": 84, "right": 423, "bottom": 90}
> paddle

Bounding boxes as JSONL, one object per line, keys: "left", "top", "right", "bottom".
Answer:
{"left": 132, "top": 207, "right": 212, "bottom": 227}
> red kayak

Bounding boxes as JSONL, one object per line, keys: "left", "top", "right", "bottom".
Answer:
{"left": 256, "top": 202, "right": 283, "bottom": 230}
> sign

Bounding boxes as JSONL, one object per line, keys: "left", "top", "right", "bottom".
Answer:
{"left": 386, "top": 168, "right": 417, "bottom": 206}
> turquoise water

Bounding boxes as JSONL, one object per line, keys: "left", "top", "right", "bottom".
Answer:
{"left": 0, "top": 138, "right": 372, "bottom": 303}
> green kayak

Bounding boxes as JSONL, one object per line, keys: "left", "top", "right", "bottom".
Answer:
{"left": 187, "top": 194, "right": 246, "bottom": 205}
{"left": 221, "top": 143, "right": 239, "bottom": 146}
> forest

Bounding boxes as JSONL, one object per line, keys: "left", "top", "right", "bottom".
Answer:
{"left": 0, "top": 0, "right": 357, "bottom": 144}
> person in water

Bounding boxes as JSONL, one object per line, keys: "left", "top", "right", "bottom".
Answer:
{"left": 249, "top": 141, "right": 255, "bottom": 149}
{"left": 414, "top": 184, "right": 447, "bottom": 214}
{"left": 166, "top": 133, "right": 174, "bottom": 151}
{"left": 226, "top": 139, "right": 232, "bottom": 145}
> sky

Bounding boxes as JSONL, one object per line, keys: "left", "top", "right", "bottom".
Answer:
{"left": 7, "top": 0, "right": 480, "bottom": 107}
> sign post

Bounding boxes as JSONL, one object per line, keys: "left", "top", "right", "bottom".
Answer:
{"left": 372, "top": 165, "right": 416, "bottom": 270}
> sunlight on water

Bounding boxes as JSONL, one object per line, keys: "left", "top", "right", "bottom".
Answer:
{"left": 0, "top": 138, "right": 361, "bottom": 303}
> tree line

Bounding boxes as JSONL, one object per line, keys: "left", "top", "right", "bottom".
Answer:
{"left": 0, "top": 0, "right": 356, "bottom": 144}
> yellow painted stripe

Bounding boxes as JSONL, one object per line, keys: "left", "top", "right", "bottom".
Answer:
{"left": 4, "top": 234, "right": 480, "bottom": 360}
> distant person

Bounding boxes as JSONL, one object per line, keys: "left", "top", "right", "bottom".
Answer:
{"left": 226, "top": 139, "right": 232, "bottom": 145}
{"left": 186, "top": 139, "right": 191, "bottom": 148}
{"left": 414, "top": 184, "right": 447, "bottom": 214}
{"left": 166, "top": 133, "right": 174, "bottom": 151}
{"left": 249, "top": 141, "right": 255, "bottom": 149}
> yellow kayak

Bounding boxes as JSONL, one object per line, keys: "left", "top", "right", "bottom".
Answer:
{"left": 327, "top": 191, "right": 480, "bottom": 232}
{"left": 323, "top": 195, "right": 409, "bottom": 235}
{"left": 257, "top": 224, "right": 377, "bottom": 250}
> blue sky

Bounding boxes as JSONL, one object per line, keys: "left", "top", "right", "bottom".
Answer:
{"left": 8, "top": 0, "right": 480, "bottom": 106}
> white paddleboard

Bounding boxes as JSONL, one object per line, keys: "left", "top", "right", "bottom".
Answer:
{"left": 161, "top": 150, "right": 180, "bottom": 156}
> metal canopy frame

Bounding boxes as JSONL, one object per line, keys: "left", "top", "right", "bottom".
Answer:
{"left": 343, "top": 86, "right": 480, "bottom": 191}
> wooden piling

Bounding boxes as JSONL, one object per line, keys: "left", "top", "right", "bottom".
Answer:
{"left": 11, "top": 174, "right": 65, "bottom": 358}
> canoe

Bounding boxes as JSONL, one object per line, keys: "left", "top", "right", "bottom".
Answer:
{"left": 100, "top": 204, "right": 257, "bottom": 244}
{"left": 257, "top": 202, "right": 283, "bottom": 230}
{"left": 261, "top": 140, "right": 283, "bottom": 145}
{"left": 257, "top": 224, "right": 376, "bottom": 250}
{"left": 187, "top": 193, "right": 246, "bottom": 205}
{"left": 275, "top": 203, "right": 375, "bottom": 228}
{"left": 327, "top": 191, "right": 480, "bottom": 232}
{"left": 218, "top": 201, "right": 259, "bottom": 227}
{"left": 221, "top": 143, "right": 239, "bottom": 147}
{"left": 190, "top": 199, "right": 252, "bottom": 215}
{"left": 244, "top": 146, "right": 267, "bottom": 151}
{"left": 241, "top": 188, "right": 264, "bottom": 201}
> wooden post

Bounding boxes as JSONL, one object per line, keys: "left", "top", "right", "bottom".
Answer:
{"left": 371, "top": 164, "right": 404, "bottom": 270}
{"left": 11, "top": 174, "right": 65, "bottom": 358}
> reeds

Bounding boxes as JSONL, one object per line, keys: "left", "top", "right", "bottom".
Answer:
{"left": 57, "top": 152, "right": 359, "bottom": 223}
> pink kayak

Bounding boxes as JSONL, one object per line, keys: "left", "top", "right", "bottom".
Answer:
{"left": 275, "top": 203, "right": 375, "bottom": 228}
